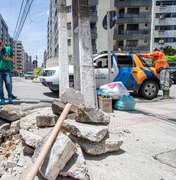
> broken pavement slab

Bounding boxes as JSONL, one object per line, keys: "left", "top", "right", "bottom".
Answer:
{"left": 154, "top": 149, "right": 176, "bottom": 169}
{"left": 0, "top": 105, "right": 26, "bottom": 122}
{"left": 75, "top": 107, "right": 110, "bottom": 125}
{"left": 33, "top": 132, "right": 76, "bottom": 180}
{"left": 60, "top": 144, "right": 90, "bottom": 180}
{"left": 36, "top": 114, "right": 58, "bottom": 127}
{"left": 52, "top": 99, "right": 77, "bottom": 115}
{"left": 69, "top": 132, "right": 123, "bottom": 155}
{"left": 63, "top": 119, "right": 108, "bottom": 142}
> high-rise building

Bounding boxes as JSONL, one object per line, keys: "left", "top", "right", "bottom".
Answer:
{"left": 46, "top": 0, "right": 176, "bottom": 67}
{"left": 0, "top": 14, "right": 9, "bottom": 44}
{"left": 13, "top": 41, "right": 24, "bottom": 76}
{"left": 152, "top": 0, "right": 176, "bottom": 50}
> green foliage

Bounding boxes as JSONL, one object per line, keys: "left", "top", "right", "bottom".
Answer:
{"left": 163, "top": 46, "right": 176, "bottom": 56}
{"left": 33, "top": 68, "right": 42, "bottom": 77}
{"left": 166, "top": 55, "right": 176, "bottom": 62}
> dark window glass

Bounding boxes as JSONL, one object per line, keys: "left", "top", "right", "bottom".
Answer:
{"left": 66, "top": 5, "right": 72, "bottom": 13}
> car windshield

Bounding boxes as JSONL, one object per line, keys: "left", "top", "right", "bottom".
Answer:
{"left": 40, "top": 69, "right": 56, "bottom": 76}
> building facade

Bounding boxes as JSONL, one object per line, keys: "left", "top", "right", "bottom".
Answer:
{"left": 152, "top": 0, "right": 176, "bottom": 50}
{"left": 13, "top": 41, "right": 24, "bottom": 76}
{"left": 46, "top": 0, "right": 176, "bottom": 67}
{"left": 0, "top": 14, "right": 9, "bottom": 44}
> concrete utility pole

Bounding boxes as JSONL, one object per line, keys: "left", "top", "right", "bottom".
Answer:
{"left": 72, "top": 1, "right": 80, "bottom": 91}
{"left": 77, "top": 0, "right": 97, "bottom": 108}
{"left": 58, "top": 0, "right": 69, "bottom": 98}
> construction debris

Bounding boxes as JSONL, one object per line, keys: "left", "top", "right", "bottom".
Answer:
{"left": 0, "top": 102, "right": 123, "bottom": 179}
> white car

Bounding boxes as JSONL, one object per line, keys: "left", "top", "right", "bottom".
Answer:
{"left": 39, "top": 53, "right": 118, "bottom": 93}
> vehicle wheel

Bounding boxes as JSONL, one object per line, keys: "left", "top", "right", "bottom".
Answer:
{"left": 49, "top": 85, "right": 59, "bottom": 93}
{"left": 139, "top": 80, "right": 159, "bottom": 99}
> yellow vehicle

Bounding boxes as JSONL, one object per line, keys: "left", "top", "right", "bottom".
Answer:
{"left": 94, "top": 52, "right": 160, "bottom": 99}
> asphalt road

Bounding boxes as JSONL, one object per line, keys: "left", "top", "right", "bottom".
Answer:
{"left": 2, "top": 76, "right": 176, "bottom": 110}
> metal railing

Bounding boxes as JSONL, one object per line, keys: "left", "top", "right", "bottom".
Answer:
{"left": 114, "top": 0, "right": 152, "bottom": 7}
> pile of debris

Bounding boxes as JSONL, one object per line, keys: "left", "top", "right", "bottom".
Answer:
{"left": 0, "top": 99, "right": 123, "bottom": 179}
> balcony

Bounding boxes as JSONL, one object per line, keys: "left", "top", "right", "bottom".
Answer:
{"left": 114, "top": 0, "right": 152, "bottom": 7}
{"left": 89, "top": 0, "right": 98, "bottom": 6}
{"left": 114, "top": 29, "right": 150, "bottom": 40}
{"left": 117, "top": 12, "right": 151, "bottom": 23}
{"left": 113, "top": 45, "right": 150, "bottom": 52}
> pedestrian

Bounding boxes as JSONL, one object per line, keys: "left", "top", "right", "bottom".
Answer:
{"left": 0, "top": 38, "right": 14, "bottom": 105}
{"left": 140, "top": 47, "right": 171, "bottom": 99}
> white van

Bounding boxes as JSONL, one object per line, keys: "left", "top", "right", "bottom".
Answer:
{"left": 39, "top": 53, "right": 118, "bottom": 93}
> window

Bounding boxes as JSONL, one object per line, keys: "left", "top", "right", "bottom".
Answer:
{"left": 67, "top": 22, "right": 71, "bottom": 30}
{"left": 127, "top": 8, "right": 139, "bottom": 14}
{"left": 67, "top": 39, "right": 71, "bottom": 46}
{"left": 66, "top": 5, "right": 72, "bottom": 13}
{"left": 154, "top": 37, "right": 176, "bottom": 43}
{"left": 95, "top": 56, "right": 113, "bottom": 68}
{"left": 156, "top": 1, "right": 176, "bottom": 6}
{"left": 117, "top": 55, "right": 134, "bottom": 68}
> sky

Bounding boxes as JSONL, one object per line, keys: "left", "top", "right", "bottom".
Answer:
{"left": 0, "top": 0, "right": 49, "bottom": 67}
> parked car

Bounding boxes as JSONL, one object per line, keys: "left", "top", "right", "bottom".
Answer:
{"left": 40, "top": 52, "right": 160, "bottom": 99}
{"left": 24, "top": 71, "right": 35, "bottom": 80}
{"left": 169, "top": 62, "right": 176, "bottom": 84}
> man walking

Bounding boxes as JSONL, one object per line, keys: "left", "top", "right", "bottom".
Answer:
{"left": 141, "top": 47, "right": 171, "bottom": 99}
{"left": 0, "top": 38, "right": 14, "bottom": 105}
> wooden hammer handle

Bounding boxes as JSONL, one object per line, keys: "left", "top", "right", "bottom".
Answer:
{"left": 26, "top": 103, "right": 72, "bottom": 180}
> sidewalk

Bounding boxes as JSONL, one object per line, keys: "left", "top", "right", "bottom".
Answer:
{"left": 86, "top": 98, "right": 176, "bottom": 180}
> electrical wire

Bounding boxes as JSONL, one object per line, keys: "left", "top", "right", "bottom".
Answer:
{"left": 13, "top": 0, "right": 26, "bottom": 39}
{"left": 13, "top": 0, "right": 34, "bottom": 40}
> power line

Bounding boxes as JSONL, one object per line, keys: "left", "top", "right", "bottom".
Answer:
{"left": 13, "top": 0, "right": 25, "bottom": 39}
{"left": 13, "top": 0, "right": 34, "bottom": 40}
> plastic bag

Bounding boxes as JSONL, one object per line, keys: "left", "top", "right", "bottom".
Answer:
{"left": 113, "top": 95, "right": 136, "bottom": 111}
{"left": 99, "top": 82, "right": 129, "bottom": 99}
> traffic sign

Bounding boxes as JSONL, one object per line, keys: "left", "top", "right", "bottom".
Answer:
{"left": 103, "top": 10, "right": 117, "bottom": 30}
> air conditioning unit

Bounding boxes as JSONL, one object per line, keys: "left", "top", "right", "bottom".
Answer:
{"left": 159, "top": 40, "right": 165, "bottom": 44}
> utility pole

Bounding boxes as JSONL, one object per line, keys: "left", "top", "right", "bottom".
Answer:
{"left": 72, "top": 0, "right": 80, "bottom": 91}
{"left": 58, "top": 0, "right": 69, "bottom": 98}
{"left": 107, "top": 11, "right": 111, "bottom": 83}
{"left": 77, "top": 0, "right": 97, "bottom": 108}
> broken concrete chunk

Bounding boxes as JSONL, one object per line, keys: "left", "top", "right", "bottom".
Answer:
{"left": 20, "top": 129, "right": 42, "bottom": 148}
{"left": 36, "top": 114, "right": 58, "bottom": 127}
{"left": 63, "top": 119, "right": 108, "bottom": 142}
{"left": 0, "top": 105, "right": 26, "bottom": 122}
{"left": 52, "top": 99, "right": 77, "bottom": 115}
{"left": 10, "top": 120, "right": 20, "bottom": 134}
{"left": 69, "top": 132, "right": 123, "bottom": 155}
{"left": 61, "top": 88, "right": 85, "bottom": 108}
{"left": 33, "top": 132, "right": 76, "bottom": 180}
{"left": 75, "top": 107, "right": 110, "bottom": 125}
{"left": 60, "top": 144, "right": 90, "bottom": 180}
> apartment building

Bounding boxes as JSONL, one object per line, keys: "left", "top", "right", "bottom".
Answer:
{"left": 114, "top": 0, "right": 152, "bottom": 52}
{"left": 46, "top": 0, "right": 176, "bottom": 67}
{"left": 46, "top": 0, "right": 100, "bottom": 67}
{"left": 152, "top": 0, "right": 176, "bottom": 50}
{"left": 13, "top": 41, "right": 24, "bottom": 76}
{"left": 0, "top": 14, "right": 9, "bottom": 44}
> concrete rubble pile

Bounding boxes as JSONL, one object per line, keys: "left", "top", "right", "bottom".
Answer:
{"left": 0, "top": 101, "right": 123, "bottom": 180}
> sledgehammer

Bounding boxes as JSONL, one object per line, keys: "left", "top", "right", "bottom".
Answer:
{"left": 25, "top": 103, "right": 72, "bottom": 180}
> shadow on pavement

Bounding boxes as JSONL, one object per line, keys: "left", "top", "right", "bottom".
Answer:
{"left": 84, "top": 149, "right": 126, "bottom": 161}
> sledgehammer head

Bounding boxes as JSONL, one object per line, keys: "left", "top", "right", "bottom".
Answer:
{"left": 61, "top": 88, "right": 85, "bottom": 108}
